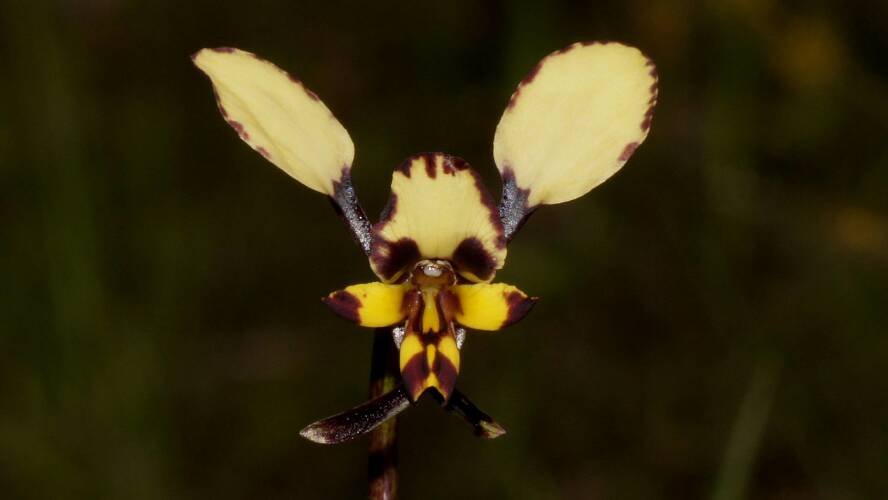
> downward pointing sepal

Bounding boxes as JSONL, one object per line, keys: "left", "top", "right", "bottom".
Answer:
{"left": 300, "top": 385, "right": 411, "bottom": 445}
{"left": 299, "top": 385, "right": 507, "bottom": 444}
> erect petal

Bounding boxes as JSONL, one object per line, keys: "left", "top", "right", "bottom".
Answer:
{"left": 450, "top": 283, "right": 537, "bottom": 331}
{"left": 370, "top": 153, "right": 506, "bottom": 283}
{"left": 494, "top": 41, "right": 658, "bottom": 209}
{"left": 193, "top": 48, "right": 354, "bottom": 196}
{"left": 323, "top": 282, "right": 410, "bottom": 327}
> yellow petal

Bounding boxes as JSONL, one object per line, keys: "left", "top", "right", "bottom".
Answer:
{"left": 493, "top": 41, "right": 658, "bottom": 206}
{"left": 193, "top": 47, "right": 354, "bottom": 195}
{"left": 323, "top": 282, "right": 410, "bottom": 327}
{"left": 370, "top": 153, "right": 506, "bottom": 283}
{"left": 452, "top": 283, "right": 536, "bottom": 331}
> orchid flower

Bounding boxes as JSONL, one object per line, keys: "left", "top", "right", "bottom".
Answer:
{"left": 193, "top": 42, "right": 657, "bottom": 444}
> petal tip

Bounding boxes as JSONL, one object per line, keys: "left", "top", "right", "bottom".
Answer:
{"left": 477, "top": 420, "right": 508, "bottom": 439}
{"left": 502, "top": 292, "right": 537, "bottom": 328}
{"left": 322, "top": 291, "right": 361, "bottom": 323}
{"left": 190, "top": 48, "right": 211, "bottom": 68}
{"left": 192, "top": 47, "right": 239, "bottom": 66}
{"left": 299, "top": 424, "right": 334, "bottom": 445}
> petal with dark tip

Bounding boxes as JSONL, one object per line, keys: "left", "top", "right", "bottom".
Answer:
{"left": 451, "top": 283, "right": 537, "bottom": 331}
{"left": 323, "top": 282, "right": 410, "bottom": 328}
{"left": 431, "top": 388, "right": 507, "bottom": 439}
{"left": 370, "top": 153, "right": 506, "bottom": 283}
{"left": 299, "top": 385, "right": 412, "bottom": 444}
{"left": 193, "top": 48, "right": 354, "bottom": 196}
{"left": 494, "top": 42, "right": 658, "bottom": 207}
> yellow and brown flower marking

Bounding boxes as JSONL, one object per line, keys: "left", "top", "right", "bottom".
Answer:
{"left": 195, "top": 40, "right": 658, "bottom": 446}
{"left": 398, "top": 260, "right": 461, "bottom": 401}
{"left": 493, "top": 41, "right": 658, "bottom": 223}
{"left": 370, "top": 153, "right": 506, "bottom": 283}
{"left": 325, "top": 258, "right": 535, "bottom": 402}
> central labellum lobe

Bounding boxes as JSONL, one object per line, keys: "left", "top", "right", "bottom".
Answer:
{"left": 398, "top": 260, "right": 462, "bottom": 401}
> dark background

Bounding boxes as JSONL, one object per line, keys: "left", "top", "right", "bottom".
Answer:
{"left": 2, "top": 1, "right": 887, "bottom": 499}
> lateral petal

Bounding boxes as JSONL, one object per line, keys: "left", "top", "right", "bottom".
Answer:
{"left": 452, "top": 283, "right": 537, "bottom": 331}
{"left": 494, "top": 42, "right": 658, "bottom": 207}
{"left": 193, "top": 47, "right": 354, "bottom": 196}
{"left": 323, "top": 282, "right": 410, "bottom": 327}
{"left": 370, "top": 153, "right": 506, "bottom": 283}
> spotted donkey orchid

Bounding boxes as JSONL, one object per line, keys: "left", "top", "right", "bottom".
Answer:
{"left": 193, "top": 43, "right": 657, "bottom": 444}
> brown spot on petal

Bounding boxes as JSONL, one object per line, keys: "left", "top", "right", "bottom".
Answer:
{"left": 378, "top": 193, "right": 398, "bottom": 224}
{"left": 257, "top": 146, "right": 271, "bottom": 159}
{"left": 210, "top": 87, "right": 229, "bottom": 119}
{"left": 401, "top": 353, "right": 429, "bottom": 401}
{"left": 371, "top": 237, "right": 422, "bottom": 282}
{"left": 465, "top": 168, "right": 506, "bottom": 250}
{"left": 440, "top": 155, "right": 468, "bottom": 175}
{"left": 521, "top": 61, "right": 544, "bottom": 86}
{"left": 619, "top": 142, "right": 640, "bottom": 162}
{"left": 211, "top": 47, "right": 236, "bottom": 53}
{"left": 642, "top": 59, "right": 659, "bottom": 132}
{"left": 394, "top": 156, "right": 414, "bottom": 178}
{"left": 506, "top": 89, "right": 521, "bottom": 110}
{"left": 502, "top": 292, "right": 537, "bottom": 328}
{"left": 555, "top": 42, "right": 581, "bottom": 54}
{"left": 376, "top": 153, "right": 504, "bottom": 281}
{"left": 507, "top": 55, "right": 549, "bottom": 110}
{"left": 641, "top": 106, "right": 655, "bottom": 132}
{"left": 403, "top": 289, "right": 423, "bottom": 331}
{"left": 452, "top": 237, "right": 497, "bottom": 282}
{"left": 408, "top": 152, "right": 471, "bottom": 178}
{"left": 423, "top": 153, "right": 437, "bottom": 179}
{"left": 287, "top": 71, "right": 323, "bottom": 101}
{"left": 435, "top": 354, "right": 458, "bottom": 400}
{"left": 438, "top": 289, "right": 462, "bottom": 319}
{"left": 322, "top": 291, "right": 361, "bottom": 323}
{"left": 227, "top": 119, "right": 250, "bottom": 140}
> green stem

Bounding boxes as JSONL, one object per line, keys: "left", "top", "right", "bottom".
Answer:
{"left": 368, "top": 329, "right": 399, "bottom": 500}
{"left": 712, "top": 359, "right": 779, "bottom": 500}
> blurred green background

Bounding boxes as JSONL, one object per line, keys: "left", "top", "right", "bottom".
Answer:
{"left": 2, "top": 1, "right": 887, "bottom": 499}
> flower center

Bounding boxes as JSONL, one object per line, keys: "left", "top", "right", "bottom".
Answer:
{"left": 409, "top": 259, "right": 456, "bottom": 288}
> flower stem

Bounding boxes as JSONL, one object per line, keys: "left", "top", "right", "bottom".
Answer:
{"left": 368, "top": 329, "right": 399, "bottom": 500}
